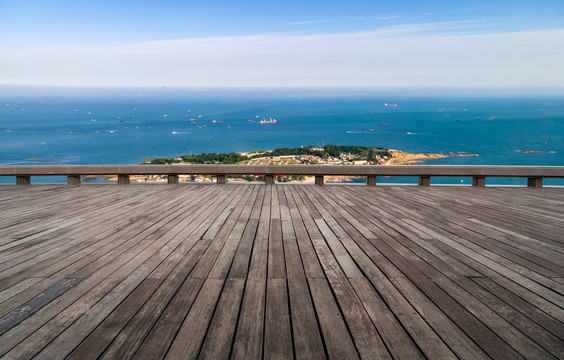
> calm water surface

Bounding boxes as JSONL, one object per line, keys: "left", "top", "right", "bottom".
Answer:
{"left": 1, "top": 87, "right": 563, "bottom": 185}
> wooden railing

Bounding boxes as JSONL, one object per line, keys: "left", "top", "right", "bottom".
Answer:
{"left": 1, "top": 165, "right": 563, "bottom": 187}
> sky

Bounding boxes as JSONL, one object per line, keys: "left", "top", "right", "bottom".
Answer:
{"left": 1, "top": 0, "right": 563, "bottom": 87}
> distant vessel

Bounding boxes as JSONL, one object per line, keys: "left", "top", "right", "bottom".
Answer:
{"left": 384, "top": 103, "right": 398, "bottom": 107}
{"left": 363, "top": 128, "right": 374, "bottom": 131}
{"left": 260, "top": 117, "right": 277, "bottom": 124}
{"left": 212, "top": 120, "right": 224, "bottom": 123}
{"left": 380, "top": 123, "right": 389, "bottom": 127}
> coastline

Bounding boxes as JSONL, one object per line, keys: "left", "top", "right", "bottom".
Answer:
{"left": 386, "top": 150, "right": 478, "bottom": 165}
{"left": 90, "top": 149, "right": 478, "bottom": 184}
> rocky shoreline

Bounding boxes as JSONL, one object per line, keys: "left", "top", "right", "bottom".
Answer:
{"left": 386, "top": 150, "right": 478, "bottom": 165}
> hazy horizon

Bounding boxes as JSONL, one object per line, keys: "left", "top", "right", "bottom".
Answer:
{"left": 2, "top": 84, "right": 564, "bottom": 99}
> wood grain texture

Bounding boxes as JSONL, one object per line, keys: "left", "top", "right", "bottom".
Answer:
{"left": 0, "top": 184, "right": 562, "bottom": 359}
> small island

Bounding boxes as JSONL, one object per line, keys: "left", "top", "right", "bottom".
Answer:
{"left": 103, "top": 145, "right": 477, "bottom": 183}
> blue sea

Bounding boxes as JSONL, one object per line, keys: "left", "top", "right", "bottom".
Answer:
{"left": 1, "top": 86, "right": 563, "bottom": 185}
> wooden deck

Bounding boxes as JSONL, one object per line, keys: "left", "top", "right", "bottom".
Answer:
{"left": 0, "top": 184, "right": 562, "bottom": 359}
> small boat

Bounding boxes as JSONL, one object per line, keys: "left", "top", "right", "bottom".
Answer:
{"left": 380, "top": 123, "right": 389, "bottom": 127}
{"left": 363, "top": 128, "right": 374, "bottom": 131}
{"left": 260, "top": 117, "right": 277, "bottom": 124}
{"left": 384, "top": 103, "right": 398, "bottom": 107}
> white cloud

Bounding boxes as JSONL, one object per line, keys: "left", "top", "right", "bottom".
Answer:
{"left": 0, "top": 26, "right": 562, "bottom": 87}
{"left": 374, "top": 15, "right": 400, "bottom": 20}
{"left": 286, "top": 19, "right": 333, "bottom": 25}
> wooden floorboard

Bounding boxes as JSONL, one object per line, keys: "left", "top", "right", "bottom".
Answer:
{"left": 0, "top": 184, "right": 563, "bottom": 359}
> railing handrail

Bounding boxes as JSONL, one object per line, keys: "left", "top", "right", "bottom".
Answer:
{"left": 1, "top": 164, "right": 564, "bottom": 177}
{"left": 2, "top": 164, "right": 563, "bottom": 187}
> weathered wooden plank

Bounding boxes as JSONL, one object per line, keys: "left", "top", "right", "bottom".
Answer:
{"left": 197, "top": 278, "right": 245, "bottom": 360}
{"left": 231, "top": 277, "right": 266, "bottom": 360}
{"left": 132, "top": 278, "right": 205, "bottom": 359}
{"left": 287, "top": 276, "right": 326, "bottom": 360}
{"left": 264, "top": 278, "right": 293, "bottom": 360}
{"left": 65, "top": 278, "right": 161, "bottom": 359}
{"left": 328, "top": 276, "right": 391, "bottom": 359}
{"left": 348, "top": 278, "right": 425, "bottom": 360}
{"left": 97, "top": 238, "right": 212, "bottom": 359}
{"left": 8, "top": 188, "right": 226, "bottom": 358}
{"left": 0, "top": 277, "right": 123, "bottom": 359}
{"left": 166, "top": 278, "right": 225, "bottom": 359}
{"left": 307, "top": 277, "right": 359, "bottom": 360}
{"left": 268, "top": 219, "right": 286, "bottom": 279}
{"left": 0, "top": 278, "right": 79, "bottom": 336}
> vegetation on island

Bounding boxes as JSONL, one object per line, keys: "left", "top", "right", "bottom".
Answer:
{"left": 146, "top": 145, "right": 392, "bottom": 165}
{"left": 131, "top": 145, "right": 475, "bottom": 183}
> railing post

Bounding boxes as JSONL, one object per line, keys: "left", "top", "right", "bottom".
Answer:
{"left": 16, "top": 176, "right": 31, "bottom": 185}
{"left": 527, "top": 177, "right": 543, "bottom": 188}
{"left": 472, "top": 176, "right": 486, "bottom": 187}
{"left": 418, "top": 176, "right": 430, "bottom": 186}
{"left": 265, "top": 175, "right": 275, "bottom": 185}
{"left": 366, "top": 176, "right": 376, "bottom": 186}
{"left": 118, "top": 175, "right": 130, "bottom": 184}
{"left": 216, "top": 175, "right": 226, "bottom": 184}
{"left": 315, "top": 175, "right": 324, "bottom": 186}
{"left": 67, "top": 175, "right": 81, "bottom": 185}
{"left": 168, "top": 174, "right": 178, "bottom": 184}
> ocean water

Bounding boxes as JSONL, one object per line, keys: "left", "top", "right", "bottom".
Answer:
{"left": 1, "top": 87, "right": 563, "bottom": 185}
